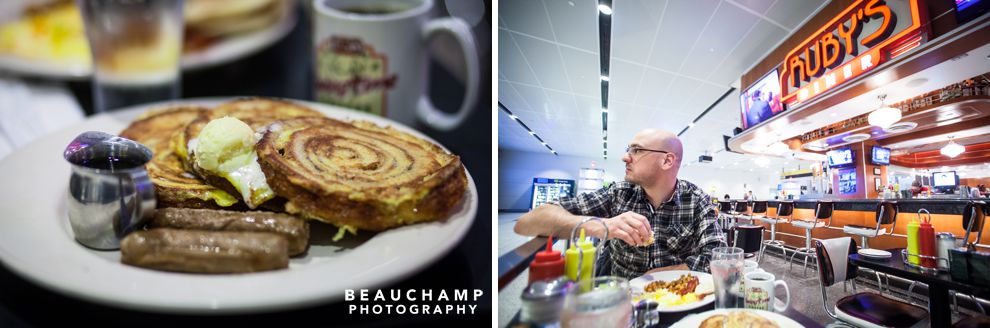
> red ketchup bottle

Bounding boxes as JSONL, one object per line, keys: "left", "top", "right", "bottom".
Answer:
{"left": 528, "top": 236, "right": 565, "bottom": 284}
{"left": 918, "top": 215, "right": 937, "bottom": 268}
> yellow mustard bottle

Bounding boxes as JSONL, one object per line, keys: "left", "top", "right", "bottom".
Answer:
{"left": 906, "top": 217, "right": 921, "bottom": 265}
{"left": 564, "top": 228, "right": 596, "bottom": 282}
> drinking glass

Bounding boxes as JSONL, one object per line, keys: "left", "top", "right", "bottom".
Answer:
{"left": 710, "top": 246, "right": 745, "bottom": 309}
{"left": 77, "top": 0, "right": 184, "bottom": 112}
{"left": 559, "top": 276, "right": 633, "bottom": 328}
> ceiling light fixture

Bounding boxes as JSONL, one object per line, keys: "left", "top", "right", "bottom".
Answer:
{"left": 940, "top": 137, "right": 965, "bottom": 158}
{"left": 754, "top": 157, "right": 770, "bottom": 167}
{"left": 867, "top": 94, "right": 901, "bottom": 129}
{"left": 499, "top": 102, "right": 557, "bottom": 156}
{"left": 767, "top": 141, "right": 789, "bottom": 155}
{"left": 598, "top": 4, "right": 612, "bottom": 15}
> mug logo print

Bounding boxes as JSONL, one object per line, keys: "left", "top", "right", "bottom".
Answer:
{"left": 315, "top": 36, "right": 399, "bottom": 116}
{"left": 745, "top": 287, "right": 770, "bottom": 310}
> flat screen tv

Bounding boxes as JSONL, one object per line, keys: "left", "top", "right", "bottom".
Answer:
{"left": 932, "top": 171, "right": 959, "bottom": 187}
{"left": 740, "top": 69, "right": 786, "bottom": 129}
{"left": 956, "top": 0, "right": 990, "bottom": 23}
{"left": 870, "top": 146, "right": 891, "bottom": 165}
{"left": 827, "top": 148, "right": 855, "bottom": 168}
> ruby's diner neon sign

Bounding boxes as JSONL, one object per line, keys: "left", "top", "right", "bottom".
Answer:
{"left": 780, "top": 0, "right": 927, "bottom": 105}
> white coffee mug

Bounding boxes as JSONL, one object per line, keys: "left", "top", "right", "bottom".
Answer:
{"left": 312, "top": 0, "right": 480, "bottom": 131}
{"left": 737, "top": 260, "right": 762, "bottom": 295}
{"left": 743, "top": 271, "right": 789, "bottom": 312}
{"left": 743, "top": 260, "right": 760, "bottom": 274}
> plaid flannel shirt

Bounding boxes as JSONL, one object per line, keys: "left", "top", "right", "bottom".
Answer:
{"left": 552, "top": 179, "right": 724, "bottom": 279}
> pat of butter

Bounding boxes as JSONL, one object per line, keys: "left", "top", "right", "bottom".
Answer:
{"left": 194, "top": 117, "right": 274, "bottom": 208}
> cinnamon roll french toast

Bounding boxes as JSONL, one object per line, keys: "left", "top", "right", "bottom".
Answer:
{"left": 119, "top": 106, "right": 239, "bottom": 209}
{"left": 174, "top": 98, "right": 324, "bottom": 209}
{"left": 256, "top": 117, "right": 468, "bottom": 232}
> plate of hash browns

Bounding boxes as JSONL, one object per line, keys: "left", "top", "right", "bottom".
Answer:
{"left": 629, "top": 270, "right": 715, "bottom": 312}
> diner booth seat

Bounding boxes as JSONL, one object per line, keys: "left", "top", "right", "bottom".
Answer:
{"left": 815, "top": 237, "right": 928, "bottom": 328}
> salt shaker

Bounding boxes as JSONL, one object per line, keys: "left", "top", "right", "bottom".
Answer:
{"left": 936, "top": 232, "right": 960, "bottom": 271}
{"left": 520, "top": 277, "right": 572, "bottom": 326}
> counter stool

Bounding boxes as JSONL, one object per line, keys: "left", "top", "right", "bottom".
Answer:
{"left": 788, "top": 201, "right": 834, "bottom": 276}
{"left": 841, "top": 201, "right": 899, "bottom": 296}
{"left": 716, "top": 201, "right": 734, "bottom": 244}
{"left": 757, "top": 201, "right": 793, "bottom": 263}
{"left": 843, "top": 201, "right": 898, "bottom": 250}
{"left": 814, "top": 237, "right": 928, "bottom": 328}
{"left": 729, "top": 200, "right": 750, "bottom": 226}
{"left": 748, "top": 200, "right": 768, "bottom": 223}
{"left": 962, "top": 200, "right": 987, "bottom": 245}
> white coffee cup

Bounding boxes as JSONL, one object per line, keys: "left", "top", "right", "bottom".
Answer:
{"left": 312, "top": 0, "right": 480, "bottom": 131}
{"left": 744, "top": 271, "right": 789, "bottom": 312}
{"left": 737, "top": 260, "right": 762, "bottom": 295}
{"left": 743, "top": 260, "right": 760, "bottom": 274}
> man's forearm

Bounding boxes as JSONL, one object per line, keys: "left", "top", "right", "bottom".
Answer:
{"left": 645, "top": 263, "right": 689, "bottom": 274}
{"left": 513, "top": 204, "right": 592, "bottom": 238}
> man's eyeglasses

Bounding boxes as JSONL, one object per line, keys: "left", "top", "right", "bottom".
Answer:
{"left": 625, "top": 146, "right": 671, "bottom": 157}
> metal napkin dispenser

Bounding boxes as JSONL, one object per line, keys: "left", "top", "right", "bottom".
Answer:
{"left": 949, "top": 201, "right": 988, "bottom": 286}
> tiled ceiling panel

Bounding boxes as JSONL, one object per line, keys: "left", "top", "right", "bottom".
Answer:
{"left": 499, "top": 0, "right": 826, "bottom": 169}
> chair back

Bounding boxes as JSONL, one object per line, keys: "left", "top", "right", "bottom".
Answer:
{"left": 776, "top": 201, "right": 794, "bottom": 218}
{"left": 875, "top": 201, "right": 898, "bottom": 225}
{"left": 814, "top": 237, "right": 858, "bottom": 287}
{"left": 815, "top": 201, "right": 834, "bottom": 220}
{"left": 718, "top": 200, "right": 733, "bottom": 213}
{"left": 752, "top": 201, "right": 768, "bottom": 214}
{"left": 733, "top": 201, "right": 748, "bottom": 213}
{"left": 732, "top": 225, "right": 764, "bottom": 253}
{"left": 962, "top": 201, "right": 987, "bottom": 245}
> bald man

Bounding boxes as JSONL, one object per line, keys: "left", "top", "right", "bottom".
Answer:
{"left": 514, "top": 129, "right": 725, "bottom": 279}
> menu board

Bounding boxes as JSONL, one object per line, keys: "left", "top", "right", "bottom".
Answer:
{"left": 838, "top": 168, "right": 857, "bottom": 195}
{"left": 531, "top": 178, "right": 575, "bottom": 209}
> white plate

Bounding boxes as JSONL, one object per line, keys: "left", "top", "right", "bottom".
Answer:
{"left": 670, "top": 309, "right": 804, "bottom": 328}
{"left": 858, "top": 249, "right": 892, "bottom": 259}
{"left": 0, "top": 97, "right": 478, "bottom": 314}
{"left": 628, "top": 270, "right": 715, "bottom": 313}
{"left": 0, "top": 1, "right": 297, "bottom": 80}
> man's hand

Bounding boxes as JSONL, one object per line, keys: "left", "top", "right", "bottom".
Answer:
{"left": 645, "top": 264, "right": 690, "bottom": 274}
{"left": 588, "top": 211, "right": 653, "bottom": 246}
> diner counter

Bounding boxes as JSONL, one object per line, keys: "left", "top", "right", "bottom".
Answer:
{"left": 759, "top": 198, "right": 989, "bottom": 215}
{"left": 723, "top": 198, "right": 989, "bottom": 251}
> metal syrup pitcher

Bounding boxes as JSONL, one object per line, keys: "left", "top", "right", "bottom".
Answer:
{"left": 63, "top": 131, "right": 155, "bottom": 250}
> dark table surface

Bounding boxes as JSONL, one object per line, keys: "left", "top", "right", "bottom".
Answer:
{"left": 0, "top": 3, "right": 492, "bottom": 327}
{"left": 506, "top": 299, "right": 824, "bottom": 328}
{"left": 849, "top": 248, "right": 990, "bottom": 295}
{"left": 850, "top": 248, "right": 990, "bottom": 327}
